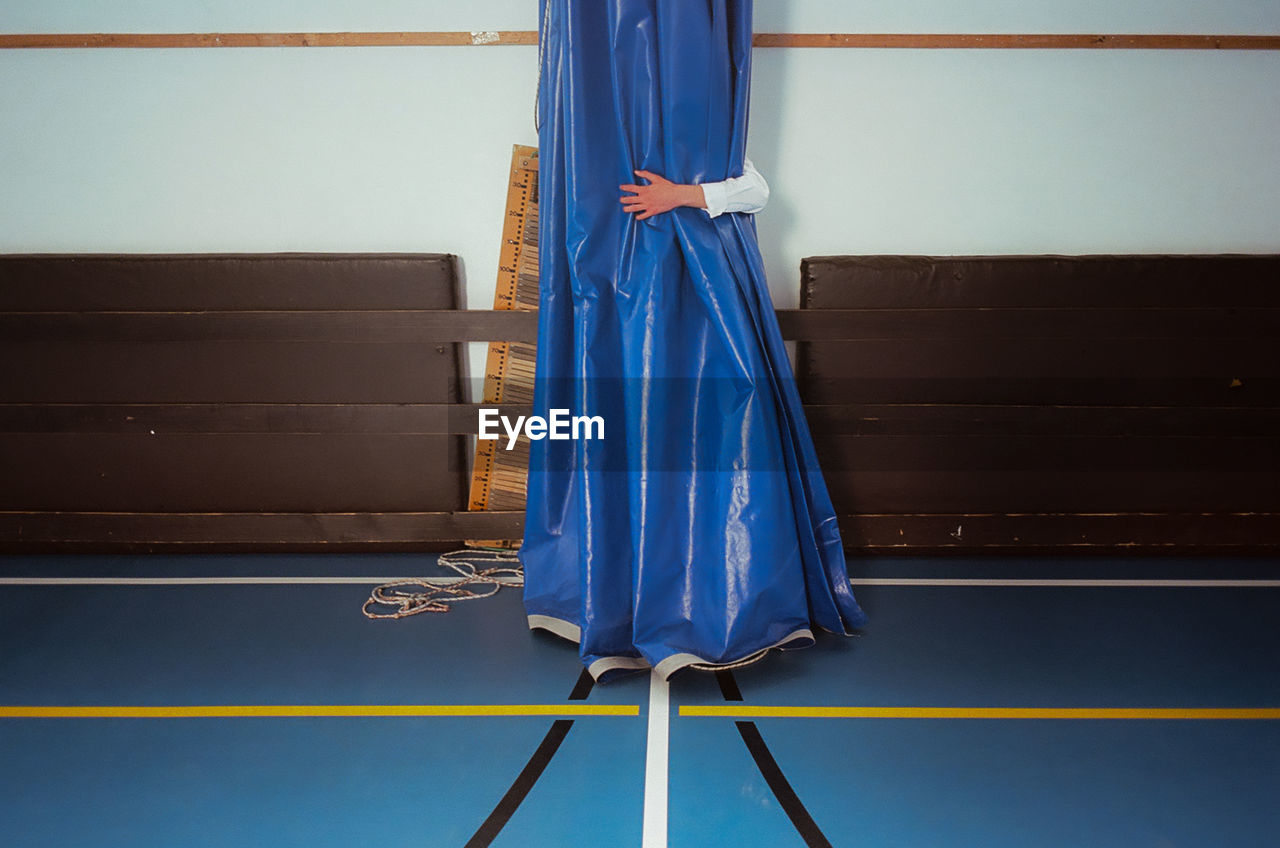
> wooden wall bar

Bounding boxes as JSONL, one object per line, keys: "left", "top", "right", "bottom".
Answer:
{"left": 2, "top": 32, "right": 1278, "bottom": 50}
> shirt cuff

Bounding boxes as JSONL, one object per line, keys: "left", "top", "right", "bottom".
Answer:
{"left": 700, "top": 181, "right": 728, "bottom": 219}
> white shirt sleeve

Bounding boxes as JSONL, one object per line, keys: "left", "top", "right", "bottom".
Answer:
{"left": 699, "top": 156, "right": 770, "bottom": 219}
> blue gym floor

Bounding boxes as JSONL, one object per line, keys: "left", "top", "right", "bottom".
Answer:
{"left": 2, "top": 554, "right": 1277, "bottom": 847}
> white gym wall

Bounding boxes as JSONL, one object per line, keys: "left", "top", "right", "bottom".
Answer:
{"left": 2, "top": 1, "right": 1278, "bottom": 386}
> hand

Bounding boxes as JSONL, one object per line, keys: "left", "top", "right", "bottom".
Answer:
{"left": 619, "top": 170, "right": 704, "bottom": 220}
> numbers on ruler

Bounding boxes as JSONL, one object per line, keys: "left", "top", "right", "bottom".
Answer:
{"left": 469, "top": 146, "right": 538, "bottom": 531}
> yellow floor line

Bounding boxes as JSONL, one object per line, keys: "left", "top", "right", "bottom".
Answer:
{"left": 1, "top": 704, "right": 640, "bottom": 719}
{"left": 680, "top": 706, "right": 1280, "bottom": 720}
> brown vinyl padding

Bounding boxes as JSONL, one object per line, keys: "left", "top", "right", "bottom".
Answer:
{"left": 797, "top": 254, "right": 1280, "bottom": 553}
{"left": 2, "top": 252, "right": 1276, "bottom": 554}
{"left": 0, "top": 253, "right": 469, "bottom": 551}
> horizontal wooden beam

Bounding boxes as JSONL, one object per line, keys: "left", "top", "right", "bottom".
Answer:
{"left": 774, "top": 307, "right": 1280, "bottom": 340}
{"left": 0, "top": 31, "right": 540, "bottom": 49}
{"left": 2, "top": 32, "right": 1278, "bottom": 50}
{"left": 0, "top": 309, "right": 541, "bottom": 343}
{"left": 2, "top": 402, "right": 1276, "bottom": 437}
{"left": 1, "top": 511, "right": 1276, "bottom": 554}
{"left": 0, "top": 510, "right": 516, "bottom": 552}
{"left": 752, "top": 33, "right": 1280, "bottom": 50}
{"left": 6, "top": 307, "right": 1276, "bottom": 343}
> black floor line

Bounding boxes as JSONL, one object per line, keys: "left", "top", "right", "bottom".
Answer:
{"left": 464, "top": 668, "right": 596, "bottom": 847}
{"left": 717, "top": 671, "right": 835, "bottom": 848}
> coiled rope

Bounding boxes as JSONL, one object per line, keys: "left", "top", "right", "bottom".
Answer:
{"left": 362, "top": 546, "right": 779, "bottom": 676}
{"left": 362, "top": 547, "right": 523, "bottom": 619}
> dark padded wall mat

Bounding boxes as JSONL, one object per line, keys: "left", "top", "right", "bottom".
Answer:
{"left": 798, "top": 254, "right": 1280, "bottom": 554}
{"left": 0, "top": 253, "right": 468, "bottom": 552}
{"left": 5, "top": 252, "right": 1275, "bottom": 554}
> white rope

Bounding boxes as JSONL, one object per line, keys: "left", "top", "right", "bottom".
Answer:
{"left": 362, "top": 547, "right": 523, "bottom": 619}
{"left": 687, "top": 647, "right": 773, "bottom": 673}
{"left": 361, "top": 548, "right": 775, "bottom": 675}
{"left": 363, "top": 548, "right": 777, "bottom": 674}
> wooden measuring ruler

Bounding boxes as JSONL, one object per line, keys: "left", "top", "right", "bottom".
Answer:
{"left": 466, "top": 144, "right": 540, "bottom": 548}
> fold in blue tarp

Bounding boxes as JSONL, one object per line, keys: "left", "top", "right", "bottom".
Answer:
{"left": 520, "top": 0, "right": 867, "bottom": 681}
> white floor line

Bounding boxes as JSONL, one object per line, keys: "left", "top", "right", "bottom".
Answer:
{"left": 0, "top": 576, "right": 523, "bottom": 586}
{"left": 641, "top": 669, "right": 669, "bottom": 848}
{"left": 0, "top": 576, "right": 1275, "bottom": 588}
{"left": 850, "top": 578, "right": 1280, "bottom": 587}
